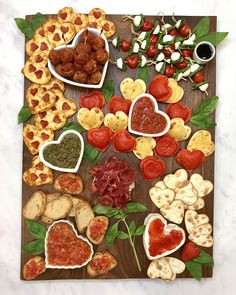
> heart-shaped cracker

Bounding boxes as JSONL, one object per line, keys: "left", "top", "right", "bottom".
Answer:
{"left": 45, "top": 220, "right": 93, "bottom": 268}
{"left": 160, "top": 200, "right": 185, "bottom": 224}
{"left": 185, "top": 197, "right": 205, "bottom": 211}
{"left": 41, "top": 77, "right": 65, "bottom": 92}
{"left": 185, "top": 209, "right": 209, "bottom": 234}
{"left": 163, "top": 169, "right": 188, "bottom": 190}
{"left": 190, "top": 174, "right": 213, "bottom": 197}
{"left": 26, "top": 84, "right": 56, "bottom": 114}
{"left": 175, "top": 180, "right": 198, "bottom": 205}
{"left": 104, "top": 111, "right": 128, "bottom": 132}
{"left": 57, "top": 7, "right": 75, "bottom": 23}
{"left": 23, "top": 155, "right": 53, "bottom": 186}
{"left": 165, "top": 257, "right": 185, "bottom": 281}
{"left": 72, "top": 13, "right": 89, "bottom": 32}
{"left": 34, "top": 109, "right": 67, "bottom": 131}
{"left": 26, "top": 27, "right": 52, "bottom": 57}
{"left": 88, "top": 8, "right": 106, "bottom": 23}
{"left": 120, "top": 78, "right": 146, "bottom": 101}
{"left": 187, "top": 130, "right": 215, "bottom": 157}
{"left": 98, "top": 19, "right": 116, "bottom": 38}
{"left": 133, "top": 137, "right": 156, "bottom": 160}
{"left": 77, "top": 107, "right": 104, "bottom": 130}
{"left": 154, "top": 181, "right": 167, "bottom": 189}
{"left": 188, "top": 223, "right": 213, "bottom": 247}
{"left": 147, "top": 257, "right": 173, "bottom": 280}
{"left": 22, "top": 52, "right": 51, "bottom": 84}
{"left": 23, "top": 124, "right": 54, "bottom": 155}
{"left": 51, "top": 89, "right": 77, "bottom": 118}
{"left": 168, "top": 118, "right": 191, "bottom": 141}
{"left": 165, "top": 79, "right": 184, "bottom": 103}
{"left": 149, "top": 186, "right": 175, "bottom": 209}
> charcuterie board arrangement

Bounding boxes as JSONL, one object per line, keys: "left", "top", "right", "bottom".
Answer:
{"left": 16, "top": 6, "right": 228, "bottom": 281}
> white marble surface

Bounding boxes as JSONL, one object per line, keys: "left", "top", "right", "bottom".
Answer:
{"left": 0, "top": 0, "right": 236, "bottom": 294}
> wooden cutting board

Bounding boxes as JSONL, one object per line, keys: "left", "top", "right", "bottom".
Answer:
{"left": 21, "top": 14, "right": 216, "bottom": 280}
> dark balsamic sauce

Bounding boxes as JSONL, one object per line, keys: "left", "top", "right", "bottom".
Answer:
{"left": 196, "top": 44, "right": 213, "bottom": 60}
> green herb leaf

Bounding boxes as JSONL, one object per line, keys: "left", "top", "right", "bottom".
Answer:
{"left": 31, "top": 13, "right": 45, "bottom": 30}
{"left": 135, "top": 224, "right": 146, "bottom": 236}
{"left": 63, "top": 122, "right": 85, "bottom": 133}
{"left": 124, "top": 202, "right": 147, "bottom": 213}
{"left": 193, "top": 250, "right": 214, "bottom": 267}
{"left": 18, "top": 106, "right": 32, "bottom": 124}
{"left": 14, "top": 18, "right": 35, "bottom": 39}
{"left": 113, "top": 211, "right": 126, "bottom": 219}
{"left": 186, "top": 261, "right": 202, "bottom": 281}
{"left": 101, "top": 80, "right": 115, "bottom": 102}
{"left": 193, "top": 16, "right": 209, "bottom": 39}
{"left": 129, "top": 221, "right": 136, "bottom": 236}
{"left": 83, "top": 144, "right": 101, "bottom": 163}
{"left": 136, "top": 66, "right": 150, "bottom": 85}
{"left": 190, "top": 117, "right": 216, "bottom": 129}
{"left": 117, "top": 230, "right": 129, "bottom": 240}
{"left": 197, "top": 32, "right": 228, "bottom": 46}
{"left": 26, "top": 219, "right": 47, "bottom": 240}
{"left": 106, "top": 222, "right": 119, "bottom": 247}
{"left": 22, "top": 239, "right": 45, "bottom": 255}
{"left": 93, "top": 205, "right": 119, "bottom": 217}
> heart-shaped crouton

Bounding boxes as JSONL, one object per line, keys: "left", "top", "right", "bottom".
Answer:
{"left": 149, "top": 186, "right": 175, "bottom": 208}
{"left": 185, "top": 197, "right": 205, "bottom": 210}
{"left": 175, "top": 181, "right": 198, "bottom": 205}
{"left": 187, "top": 130, "right": 215, "bottom": 157}
{"left": 190, "top": 173, "right": 213, "bottom": 197}
{"left": 51, "top": 89, "right": 77, "bottom": 118}
{"left": 188, "top": 223, "right": 213, "bottom": 247}
{"left": 160, "top": 200, "right": 185, "bottom": 224}
{"left": 163, "top": 169, "right": 188, "bottom": 190}
{"left": 120, "top": 78, "right": 146, "bottom": 101}
{"left": 77, "top": 107, "right": 104, "bottom": 130}
{"left": 133, "top": 136, "right": 156, "bottom": 160}
{"left": 104, "top": 111, "right": 128, "bottom": 132}
{"left": 168, "top": 118, "right": 191, "bottom": 141}
{"left": 165, "top": 79, "right": 184, "bottom": 103}
{"left": 185, "top": 209, "right": 209, "bottom": 234}
{"left": 34, "top": 109, "right": 67, "bottom": 130}
{"left": 147, "top": 257, "right": 173, "bottom": 280}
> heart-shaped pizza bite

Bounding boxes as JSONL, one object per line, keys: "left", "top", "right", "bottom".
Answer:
{"left": 23, "top": 124, "right": 54, "bottom": 155}
{"left": 41, "top": 77, "right": 65, "bottom": 92}
{"left": 77, "top": 107, "right": 104, "bottom": 130}
{"left": 34, "top": 109, "right": 67, "bottom": 130}
{"left": 185, "top": 209, "right": 209, "bottom": 234}
{"left": 160, "top": 200, "right": 185, "bottom": 224}
{"left": 88, "top": 8, "right": 106, "bottom": 23}
{"left": 104, "top": 111, "right": 128, "bottom": 132}
{"left": 26, "top": 84, "right": 56, "bottom": 114}
{"left": 120, "top": 78, "right": 146, "bottom": 101}
{"left": 51, "top": 89, "right": 77, "bottom": 117}
{"left": 174, "top": 180, "right": 198, "bottom": 205}
{"left": 143, "top": 213, "right": 185, "bottom": 260}
{"left": 149, "top": 185, "right": 175, "bottom": 208}
{"left": 23, "top": 155, "right": 53, "bottom": 186}
{"left": 163, "top": 169, "right": 188, "bottom": 190}
{"left": 22, "top": 52, "right": 51, "bottom": 84}
{"left": 168, "top": 118, "right": 191, "bottom": 141}
{"left": 45, "top": 220, "right": 93, "bottom": 268}
{"left": 187, "top": 130, "right": 215, "bottom": 157}
{"left": 57, "top": 7, "right": 75, "bottom": 23}
{"left": 72, "top": 13, "right": 89, "bottom": 32}
{"left": 190, "top": 174, "right": 213, "bottom": 197}
{"left": 98, "top": 19, "right": 116, "bottom": 38}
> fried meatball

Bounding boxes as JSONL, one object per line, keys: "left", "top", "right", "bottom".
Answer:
{"left": 89, "top": 71, "right": 102, "bottom": 84}
{"left": 49, "top": 49, "right": 62, "bottom": 66}
{"left": 55, "top": 63, "right": 75, "bottom": 78}
{"left": 83, "top": 59, "right": 97, "bottom": 75}
{"left": 80, "top": 30, "right": 95, "bottom": 44}
{"left": 76, "top": 42, "right": 91, "bottom": 53}
{"left": 95, "top": 48, "right": 109, "bottom": 65}
{"left": 74, "top": 50, "right": 89, "bottom": 65}
{"left": 73, "top": 70, "right": 88, "bottom": 83}
{"left": 92, "top": 37, "right": 105, "bottom": 50}
{"left": 74, "top": 61, "right": 83, "bottom": 71}
{"left": 97, "top": 64, "right": 103, "bottom": 72}
{"left": 60, "top": 48, "right": 74, "bottom": 64}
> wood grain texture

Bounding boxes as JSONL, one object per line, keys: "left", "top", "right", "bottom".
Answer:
{"left": 20, "top": 14, "right": 216, "bottom": 280}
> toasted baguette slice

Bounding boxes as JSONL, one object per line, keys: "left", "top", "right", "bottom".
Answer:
{"left": 68, "top": 196, "right": 84, "bottom": 217}
{"left": 23, "top": 256, "right": 46, "bottom": 280}
{"left": 23, "top": 191, "right": 46, "bottom": 220}
{"left": 43, "top": 194, "right": 72, "bottom": 219}
{"left": 87, "top": 251, "right": 117, "bottom": 277}
{"left": 54, "top": 173, "right": 83, "bottom": 194}
{"left": 41, "top": 215, "right": 54, "bottom": 224}
{"left": 86, "top": 216, "right": 109, "bottom": 245}
{"left": 75, "top": 200, "right": 94, "bottom": 233}
{"left": 46, "top": 193, "right": 60, "bottom": 203}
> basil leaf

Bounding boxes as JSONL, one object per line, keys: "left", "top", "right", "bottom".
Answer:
{"left": 193, "top": 250, "right": 214, "bottom": 267}
{"left": 113, "top": 211, "right": 126, "bottom": 219}
{"left": 192, "top": 96, "right": 218, "bottom": 117}
{"left": 135, "top": 224, "right": 146, "bottom": 236}
{"left": 124, "top": 202, "right": 147, "bottom": 213}
{"left": 190, "top": 117, "right": 216, "bottom": 129}
{"left": 14, "top": 18, "right": 35, "bottom": 39}
{"left": 197, "top": 32, "right": 228, "bottom": 46}
{"left": 117, "top": 230, "right": 129, "bottom": 240}
{"left": 22, "top": 239, "right": 45, "bottom": 255}
{"left": 193, "top": 16, "right": 209, "bottom": 39}
{"left": 106, "top": 222, "right": 119, "bottom": 247}
{"left": 26, "top": 219, "right": 47, "bottom": 240}
{"left": 31, "top": 13, "right": 45, "bottom": 30}
{"left": 18, "top": 106, "right": 32, "bottom": 124}
{"left": 101, "top": 80, "right": 115, "bottom": 102}
{"left": 136, "top": 66, "right": 150, "bottom": 85}
{"left": 129, "top": 221, "right": 136, "bottom": 236}
{"left": 186, "top": 261, "right": 202, "bottom": 281}
{"left": 83, "top": 144, "right": 101, "bottom": 163}
{"left": 63, "top": 122, "right": 85, "bottom": 133}
{"left": 93, "top": 205, "right": 119, "bottom": 217}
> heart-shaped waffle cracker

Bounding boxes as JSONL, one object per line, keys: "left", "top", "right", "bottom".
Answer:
{"left": 57, "top": 7, "right": 75, "bottom": 23}
{"left": 187, "top": 130, "right": 215, "bottom": 157}
{"left": 104, "top": 111, "right": 128, "bottom": 132}
{"left": 185, "top": 197, "right": 205, "bottom": 211}
{"left": 168, "top": 118, "right": 191, "bottom": 141}
{"left": 41, "top": 77, "right": 65, "bottom": 92}
{"left": 188, "top": 223, "right": 213, "bottom": 247}
{"left": 163, "top": 169, "right": 188, "bottom": 190}
{"left": 149, "top": 186, "right": 175, "bottom": 209}
{"left": 174, "top": 180, "right": 198, "bottom": 205}
{"left": 51, "top": 89, "right": 77, "bottom": 118}
{"left": 160, "top": 200, "right": 185, "bottom": 224}
{"left": 190, "top": 174, "right": 213, "bottom": 197}
{"left": 120, "top": 78, "right": 146, "bottom": 101}
{"left": 185, "top": 209, "right": 209, "bottom": 234}
{"left": 133, "top": 137, "right": 156, "bottom": 160}
{"left": 147, "top": 257, "right": 173, "bottom": 280}
{"left": 26, "top": 84, "right": 56, "bottom": 114}
{"left": 23, "top": 124, "right": 54, "bottom": 155}
{"left": 23, "top": 155, "right": 53, "bottom": 186}
{"left": 34, "top": 109, "right": 67, "bottom": 131}
{"left": 22, "top": 52, "right": 51, "bottom": 84}
{"left": 77, "top": 107, "right": 104, "bottom": 130}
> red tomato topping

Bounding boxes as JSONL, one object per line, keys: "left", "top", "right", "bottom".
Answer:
{"left": 148, "top": 75, "right": 172, "bottom": 102}
{"left": 108, "top": 96, "right": 132, "bottom": 115}
{"left": 58, "top": 174, "right": 83, "bottom": 193}
{"left": 89, "top": 219, "right": 107, "bottom": 240}
{"left": 113, "top": 129, "right": 136, "bottom": 152}
{"left": 166, "top": 102, "right": 192, "bottom": 123}
{"left": 23, "top": 257, "right": 45, "bottom": 280}
{"left": 89, "top": 255, "right": 112, "bottom": 274}
{"left": 80, "top": 90, "right": 105, "bottom": 110}
{"left": 176, "top": 149, "right": 205, "bottom": 171}
{"left": 87, "top": 126, "right": 113, "bottom": 152}
{"left": 155, "top": 134, "right": 180, "bottom": 157}
{"left": 140, "top": 156, "right": 166, "bottom": 180}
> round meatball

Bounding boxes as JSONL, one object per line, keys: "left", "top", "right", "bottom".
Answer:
{"left": 80, "top": 30, "right": 95, "bottom": 44}
{"left": 74, "top": 50, "right": 89, "bottom": 65}
{"left": 60, "top": 48, "right": 74, "bottom": 64}
{"left": 74, "top": 61, "right": 83, "bottom": 71}
{"left": 89, "top": 71, "right": 102, "bottom": 84}
{"left": 95, "top": 48, "right": 109, "bottom": 65}
{"left": 76, "top": 42, "right": 91, "bottom": 53}
{"left": 55, "top": 63, "right": 75, "bottom": 78}
{"left": 83, "top": 59, "right": 97, "bottom": 75}
{"left": 73, "top": 71, "right": 88, "bottom": 83}
{"left": 92, "top": 37, "right": 105, "bottom": 50}
{"left": 49, "top": 50, "right": 62, "bottom": 66}
{"left": 97, "top": 64, "right": 103, "bottom": 72}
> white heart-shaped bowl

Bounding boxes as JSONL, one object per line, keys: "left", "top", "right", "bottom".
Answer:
{"left": 39, "top": 130, "right": 84, "bottom": 173}
{"left": 48, "top": 28, "right": 109, "bottom": 89}
{"left": 128, "top": 93, "right": 171, "bottom": 137}
{"left": 45, "top": 220, "right": 93, "bottom": 269}
{"left": 143, "top": 213, "right": 186, "bottom": 260}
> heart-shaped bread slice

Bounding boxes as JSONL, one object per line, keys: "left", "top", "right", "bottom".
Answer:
{"left": 185, "top": 209, "right": 209, "bottom": 234}
{"left": 133, "top": 137, "right": 156, "bottom": 160}
{"left": 168, "top": 118, "right": 191, "bottom": 141}
{"left": 160, "top": 200, "right": 185, "bottom": 224}
{"left": 23, "top": 124, "right": 54, "bottom": 155}
{"left": 163, "top": 169, "right": 188, "bottom": 190}
{"left": 188, "top": 223, "right": 213, "bottom": 247}
{"left": 45, "top": 220, "right": 93, "bottom": 268}
{"left": 104, "top": 111, "right": 128, "bottom": 132}
{"left": 149, "top": 186, "right": 175, "bottom": 209}
{"left": 51, "top": 89, "right": 77, "bottom": 118}
{"left": 143, "top": 213, "right": 185, "bottom": 260}
{"left": 190, "top": 173, "right": 213, "bottom": 197}
{"left": 34, "top": 109, "right": 67, "bottom": 131}
{"left": 175, "top": 180, "right": 198, "bottom": 205}
{"left": 187, "top": 130, "right": 215, "bottom": 157}
{"left": 120, "top": 78, "right": 146, "bottom": 101}
{"left": 77, "top": 107, "right": 104, "bottom": 130}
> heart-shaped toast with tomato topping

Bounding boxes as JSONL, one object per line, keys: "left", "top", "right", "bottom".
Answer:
{"left": 51, "top": 89, "right": 77, "bottom": 118}
{"left": 34, "top": 109, "right": 67, "bottom": 130}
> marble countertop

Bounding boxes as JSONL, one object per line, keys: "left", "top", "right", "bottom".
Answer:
{"left": 0, "top": 0, "right": 235, "bottom": 294}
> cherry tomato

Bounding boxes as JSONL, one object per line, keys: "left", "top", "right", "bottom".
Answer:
{"left": 175, "top": 61, "right": 188, "bottom": 70}
{"left": 80, "top": 90, "right": 105, "bottom": 110}
{"left": 176, "top": 149, "right": 205, "bottom": 172}
{"left": 142, "top": 19, "right": 154, "bottom": 31}
{"left": 181, "top": 49, "right": 193, "bottom": 59}
{"left": 193, "top": 70, "right": 205, "bottom": 84}
{"left": 125, "top": 54, "right": 139, "bottom": 69}
{"left": 148, "top": 75, "right": 172, "bottom": 102}
{"left": 169, "top": 28, "right": 177, "bottom": 37}
{"left": 166, "top": 102, "right": 192, "bottom": 122}
{"left": 163, "top": 45, "right": 175, "bottom": 57}
{"left": 147, "top": 44, "right": 158, "bottom": 58}
{"left": 87, "top": 126, "right": 113, "bottom": 152}
{"left": 150, "top": 34, "right": 158, "bottom": 44}
{"left": 155, "top": 134, "right": 180, "bottom": 157}
{"left": 108, "top": 96, "right": 132, "bottom": 115}
{"left": 164, "top": 64, "right": 176, "bottom": 78}
{"left": 113, "top": 129, "right": 136, "bottom": 152}
{"left": 178, "top": 22, "right": 191, "bottom": 37}
{"left": 120, "top": 39, "right": 131, "bottom": 52}
{"left": 140, "top": 156, "right": 166, "bottom": 180}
